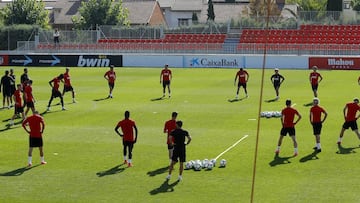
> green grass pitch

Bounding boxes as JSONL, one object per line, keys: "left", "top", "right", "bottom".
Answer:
{"left": 1, "top": 66, "right": 360, "bottom": 202}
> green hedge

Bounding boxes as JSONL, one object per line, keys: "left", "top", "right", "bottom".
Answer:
{"left": 0, "top": 24, "right": 40, "bottom": 50}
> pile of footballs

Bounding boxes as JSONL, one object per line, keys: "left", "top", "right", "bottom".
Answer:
{"left": 185, "top": 159, "right": 227, "bottom": 171}
{"left": 260, "top": 111, "right": 282, "bottom": 118}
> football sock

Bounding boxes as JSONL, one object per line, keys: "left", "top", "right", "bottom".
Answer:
{"left": 28, "top": 156, "right": 32, "bottom": 164}
{"left": 41, "top": 156, "right": 45, "bottom": 162}
{"left": 317, "top": 143, "right": 321, "bottom": 149}
{"left": 338, "top": 137, "right": 343, "bottom": 142}
{"left": 128, "top": 159, "right": 132, "bottom": 163}
{"left": 276, "top": 146, "right": 280, "bottom": 150}
{"left": 294, "top": 148, "right": 298, "bottom": 153}
{"left": 123, "top": 156, "right": 126, "bottom": 161}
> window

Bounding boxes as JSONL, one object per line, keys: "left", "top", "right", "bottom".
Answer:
{"left": 178, "top": 19, "right": 189, "bottom": 27}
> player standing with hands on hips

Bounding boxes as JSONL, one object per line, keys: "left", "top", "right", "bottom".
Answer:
{"left": 160, "top": 64, "right": 172, "bottom": 98}
{"left": 115, "top": 111, "right": 138, "bottom": 167}
{"left": 275, "top": 99, "right": 302, "bottom": 156}
{"left": 270, "top": 68, "right": 285, "bottom": 100}
{"left": 166, "top": 121, "right": 192, "bottom": 181}
{"left": 22, "top": 111, "right": 46, "bottom": 167}
{"left": 104, "top": 65, "right": 116, "bottom": 98}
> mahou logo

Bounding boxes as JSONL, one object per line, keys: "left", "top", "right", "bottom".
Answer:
{"left": 327, "top": 58, "right": 354, "bottom": 66}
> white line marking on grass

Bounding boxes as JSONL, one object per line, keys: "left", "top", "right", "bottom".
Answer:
{"left": 248, "top": 118, "right": 257, "bottom": 121}
{"left": 214, "top": 134, "right": 249, "bottom": 160}
{"left": 291, "top": 103, "right": 297, "bottom": 107}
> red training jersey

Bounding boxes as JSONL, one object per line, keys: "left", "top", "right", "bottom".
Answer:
{"left": 310, "top": 105, "right": 326, "bottom": 123}
{"left": 281, "top": 107, "right": 300, "bottom": 128}
{"left": 52, "top": 77, "right": 61, "bottom": 90}
{"left": 310, "top": 72, "right": 321, "bottom": 85}
{"left": 64, "top": 72, "right": 71, "bottom": 86}
{"left": 164, "top": 119, "right": 176, "bottom": 144}
{"left": 14, "top": 89, "right": 22, "bottom": 107}
{"left": 117, "top": 119, "right": 136, "bottom": 142}
{"left": 105, "top": 70, "right": 116, "bottom": 84}
{"left": 24, "top": 85, "right": 33, "bottom": 102}
{"left": 161, "top": 69, "right": 172, "bottom": 81}
{"left": 22, "top": 114, "right": 45, "bottom": 138}
{"left": 236, "top": 70, "right": 248, "bottom": 83}
{"left": 345, "top": 102, "right": 360, "bottom": 122}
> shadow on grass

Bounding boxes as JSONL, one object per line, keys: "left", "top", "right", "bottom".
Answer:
{"left": 303, "top": 102, "right": 313, "bottom": 107}
{"left": 265, "top": 98, "right": 278, "bottom": 103}
{"left": 336, "top": 144, "right": 359, "bottom": 154}
{"left": 269, "top": 154, "right": 293, "bottom": 167}
{"left": 228, "top": 96, "right": 247, "bottom": 103}
{"left": 0, "top": 164, "right": 40, "bottom": 176}
{"left": 93, "top": 97, "right": 111, "bottom": 102}
{"left": 147, "top": 166, "right": 169, "bottom": 177}
{"left": 299, "top": 151, "right": 319, "bottom": 163}
{"left": 96, "top": 164, "right": 126, "bottom": 177}
{"left": 0, "top": 123, "right": 22, "bottom": 133}
{"left": 150, "top": 96, "right": 168, "bottom": 101}
{"left": 149, "top": 179, "right": 180, "bottom": 195}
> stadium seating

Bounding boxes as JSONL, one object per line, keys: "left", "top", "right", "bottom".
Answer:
{"left": 238, "top": 25, "right": 360, "bottom": 51}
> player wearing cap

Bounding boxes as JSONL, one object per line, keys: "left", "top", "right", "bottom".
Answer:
{"left": 270, "top": 68, "right": 285, "bottom": 100}
{"left": 104, "top": 65, "right": 116, "bottom": 98}
{"left": 309, "top": 66, "right": 323, "bottom": 97}
{"left": 62, "top": 67, "right": 76, "bottom": 103}
{"left": 275, "top": 99, "right": 302, "bottom": 156}
{"left": 160, "top": 64, "right": 172, "bottom": 98}
{"left": 309, "top": 98, "right": 327, "bottom": 152}
{"left": 337, "top": 98, "right": 360, "bottom": 145}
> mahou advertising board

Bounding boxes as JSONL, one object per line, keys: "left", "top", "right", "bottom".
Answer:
{"left": 309, "top": 57, "right": 360, "bottom": 70}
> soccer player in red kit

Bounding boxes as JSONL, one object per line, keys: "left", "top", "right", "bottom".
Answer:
{"left": 310, "top": 98, "right": 327, "bottom": 152}
{"left": 10, "top": 84, "right": 25, "bottom": 125}
{"left": 275, "top": 99, "right": 302, "bottom": 156}
{"left": 104, "top": 65, "right": 116, "bottom": 98}
{"left": 337, "top": 98, "right": 360, "bottom": 145}
{"left": 24, "top": 80, "right": 35, "bottom": 116}
{"left": 62, "top": 67, "right": 76, "bottom": 103}
{"left": 309, "top": 66, "right": 323, "bottom": 97}
{"left": 22, "top": 111, "right": 46, "bottom": 167}
{"left": 160, "top": 64, "right": 172, "bottom": 98}
{"left": 47, "top": 74, "right": 65, "bottom": 111}
{"left": 234, "top": 68, "right": 249, "bottom": 99}
{"left": 115, "top": 111, "right": 138, "bottom": 167}
{"left": 163, "top": 112, "right": 178, "bottom": 165}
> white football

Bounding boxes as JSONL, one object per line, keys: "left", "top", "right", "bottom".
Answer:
{"left": 207, "top": 162, "right": 214, "bottom": 170}
{"left": 185, "top": 161, "right": 193, "bottom": 170}
{"left": 219, "top": 159, "right": 227, "bottom": 167}
{"left": 202, "top": 159, "right": 209, "bottom": 168}
{"left": 210, "top": 159, "right": 216, "bottom": 167}
{"left": 194, "top": 161, "right": 202, "bottom": 171}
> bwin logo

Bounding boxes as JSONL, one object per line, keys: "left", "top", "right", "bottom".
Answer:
{"left": 77, "top": 56, "right": 110, "bottom": 67}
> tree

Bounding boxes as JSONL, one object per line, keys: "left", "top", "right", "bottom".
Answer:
{"left": 73, "top": 0, "right": 130, "bottom": 30}
{"left": 245, "top": 0, "right": 281, "bottom": 20}
{"left": 207, "top": 0, "right": 215, "bottom": 21}
{"left": 192, "top": 13, "right": 199, "bottom": 25}
{"left": 327, "top": 0, "right": 343, "bottom": 11}
{"left": 286, "top": 0, "right": 327, "bottom": 11}
{"left": 2, "top": 0, "right": 49, "bottom": 28}
{"left": 351, "top": 0, "right": 360, "bottom": 11}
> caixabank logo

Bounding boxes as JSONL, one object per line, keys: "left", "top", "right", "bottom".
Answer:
{"left": 189, "top": 57, "right": 240, "bottom": 68}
